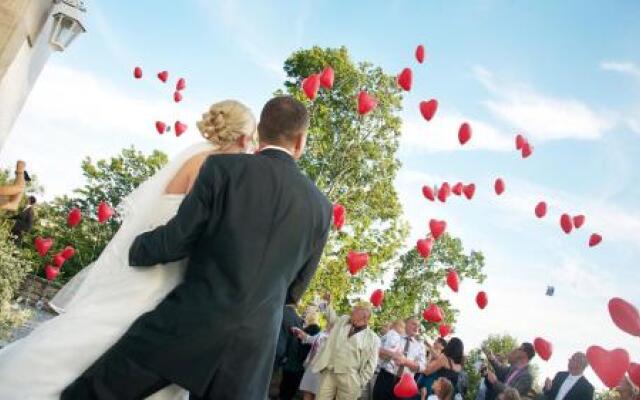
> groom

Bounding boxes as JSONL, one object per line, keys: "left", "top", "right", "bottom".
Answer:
{"left": 62, "top": 96, "right": 332, "bottom": 400}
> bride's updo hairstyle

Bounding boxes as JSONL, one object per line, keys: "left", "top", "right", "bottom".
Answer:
{"left": 196, "top": 100, "right": 256, "bottom": 148}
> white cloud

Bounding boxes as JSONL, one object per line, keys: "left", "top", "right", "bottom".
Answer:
{"left": 601, "top": 61, "right": 640, "bottom": 80}
{"left": 473, "top": 66, "right": 616, "bottom": 141}
{"left": 0, "top": 63, "right": 206, "bottom": 199}
{"left": 401, "top": 111, "right": 512, "bottom": 153}
{"left": 194, "top": 0, "right": 291, "bottom": 79}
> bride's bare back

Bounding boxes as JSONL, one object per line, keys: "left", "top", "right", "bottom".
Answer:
{"left": 164, "top": 151, "right": 217, "bottom": 195}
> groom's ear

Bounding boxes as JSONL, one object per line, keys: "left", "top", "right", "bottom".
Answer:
{"left": 293, "top": 132, "right": 307, "bottom": 160}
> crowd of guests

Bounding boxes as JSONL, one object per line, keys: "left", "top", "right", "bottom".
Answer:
{"left": 271, "top": 295, "right": 639, "bottom": 400}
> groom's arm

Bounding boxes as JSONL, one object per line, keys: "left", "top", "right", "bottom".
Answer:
{"left": 129, "top": 157, "right": 219, "bottom": 267}
{"left": 286, "top": 213, "right": 331, "bottom": 304}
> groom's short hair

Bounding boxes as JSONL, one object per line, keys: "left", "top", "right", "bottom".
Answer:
{"left": 258, "top": 96, "right": 309, "bottom": 144}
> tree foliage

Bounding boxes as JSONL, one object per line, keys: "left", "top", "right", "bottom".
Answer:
{"left": 280, "top": 46, "right": 408, "bottom": 312}
{"left": 1, "top": 147, "right": 168, "bottom": 283}
{"left": 377, "top": 233, "right": 485, "bottom": 332}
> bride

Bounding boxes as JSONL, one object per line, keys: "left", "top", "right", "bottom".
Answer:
{"left": 0, "top": 100, "right": 256, "bottom": 399}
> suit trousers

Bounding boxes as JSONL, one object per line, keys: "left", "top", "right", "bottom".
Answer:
{"left": 61, "top": 344, "right": 170, "bottom": 400}
{"left": 317, "top": 370, "right": 361, "bottom": 400}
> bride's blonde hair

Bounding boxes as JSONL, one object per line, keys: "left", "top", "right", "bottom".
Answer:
{"left": 196, "top": 100, "right": 256, "bottom": 148}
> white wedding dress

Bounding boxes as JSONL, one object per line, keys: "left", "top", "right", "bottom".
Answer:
{"left": 0, "top": 142, "right": 216, "bottom": 400}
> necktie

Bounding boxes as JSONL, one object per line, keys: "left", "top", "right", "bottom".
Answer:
{"left": 396, "top": 337, "right": 412, "bottom": 379}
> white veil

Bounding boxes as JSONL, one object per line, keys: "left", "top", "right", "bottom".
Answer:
{"left": 49, "top": 141, "right": 216, "bottom": 312}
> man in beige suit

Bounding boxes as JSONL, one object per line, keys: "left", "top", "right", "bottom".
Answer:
{"left": 309, "top": 296, "right": 380, "bottom": 400}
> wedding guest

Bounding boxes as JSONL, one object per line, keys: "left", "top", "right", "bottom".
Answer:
{"left": 10, "top": 195, "right": 36, "bottom": 241}
{"left": 0, "top": 160, "right": 26, "bottom": 211}
{"left": 485, "top": 343, "right": 535, "bottom": 398}
{"left": 616, "top": 375, "right": 640, "bottom": 400}
{"left": 542, "top": 352, "right": 594, "bottom": 400}
{"left": 280, "top": 308, "right": 321, "bottom": 400}
{"left": 379, "top": 323, "right": 393, "bottom": 337}
{"left": 497, "top": 388, "right": 520, "bottom": 400}
{"left": 420, "top": 337, "right": 464, "bottom": 397}
{"left": 373, "top": 317, "right": 426, "bottom": 400}
{"left": 311, "top": 296, "right": 380, "bottom": 400}
{"left": 428, "top": 377, "right": 454, "bottom": 400}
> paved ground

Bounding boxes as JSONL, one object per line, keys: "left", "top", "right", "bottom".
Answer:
{"left": 0, "top": 304, "right": 56, "bottom": 348}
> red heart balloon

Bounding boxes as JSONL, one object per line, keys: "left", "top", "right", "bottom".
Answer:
{"left": 67, "top": 208, "right": 82, "bottom": 227}
{"left": 157, "top": 70, "right": 169, "bottom": 83}
{"left": 587, "top": 346, "right": 630, "bottom": 388}
{"left": 463, "top": 183, "right": 476, "bottom": 200}
{"left": 173, "top": 91, "right": 183, "bottom": 103}
{"left": 333, "top": 203, "right": 346, "bottom": 230}
{"left": 573, "top": 215, "right": 585, "bottom": 229}
{"left": 429, "top": 219, "right": 447, "bottom": 240}
{"left": 397, "top": 68, "right": 412, "bottom": 91}
{"left": 458, "top": 122, "right": 472, "bottom": 145}
{"left": 370, "top": 289, "right": 384, "bottom": 307}
{"left": 452, "top": 182, "right": 463, "bottom": 196}
{"left": 394, "top": 372, "right": 419, "bottom": 398}
{"left": 515, "top": 134, "right": 525, "bottom": 150}
{"left": 476, "top": 291, "right": 488, "bottom": 310}
{"left": 608, "top": 297, "right": 640, "bottom": 337}
{"left": 422, "top": 304, "right": 444, "bottom": 323}
{"left": 44, "top": 265, "right": 59, "bottom": 281}
{"left": 439, "top": 324, "right": 452, "bottom": 338}
{"left": 347, "top": 251, "right": 369, "bottom": 275}
{"left": 34, "top": 237, "right": 53, "bottom": 257}
{"left": 437, "top": 182, "right": 451, "bottom": 203}
{"left": 302, "top": 74, "right": 321, "bottom": 100}
{"left": 589, "top": 233, "right": 602, "bottom": 247}
{"left": 535, "top": 201, "right": 547, "bottom": 218}
{"left": 133, "top": 66, "right": 143, "bottom": 79}
{"left": 419, "top": 100, "right": 438, "bottom": 121}
{"left": 446, "top": 269, "right": 459, "bottom": 293}
{"left": 422, "top": 185, "right": 435, "bottom": 201}
{"left": 560, "top": 214, "right": 573, "bottom": 234}
{"left": 53, "top": 253, "right": 66, "bottom": 268}
{"left": 176, "top": 77, "right": 186, "bottom": 91}
{"left": 97, "top": 201, "right": 114, "bottom": 224}
{"left": 628, "top": 363, "right": 640, "bottom": 388}
{"left": 357, "top": 91, "right": 377, "bottom": 115}
{"left": 494, "top": 178, "right": 505, "bottom": 195}
{"left": 175, "top": 121, "right": 188, "bottom": 137}
{"left": 61, "top": 246, "right": 75, "bottom": 260}
{"left": 415, "top": 44, "right": 425, "bottom": 64}
{"left": 416, "top": 238, "right": 433, "bottom": 259}
{"left": 534, "top": 337, "right": 553, "bottom": 361}
{"left": 521, "top": 141, "right": 533, "bottom": 158}
{"left": 155, "top": 121, "right": 166, "bottom": 134}
{"left": 320, "top": 66, "right": 334, "bottom": 90}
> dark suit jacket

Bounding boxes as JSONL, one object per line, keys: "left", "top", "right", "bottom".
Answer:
{"left": 276, "top": 304, "right": 303, "bottom": 367}
{"left": 122, "top": 149, "right": 332, "bottom": 399}
{"left": 544, "top": 371, "right": 594, "bottom": 400}
{"left": 11, "top": 206, "right": 34, "bottom": 238}
{"left": 489, "top": 359, "right": 533, "bottom": 397}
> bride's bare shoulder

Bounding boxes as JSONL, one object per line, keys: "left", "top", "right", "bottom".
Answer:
{"left": 164, "top": 151, "right": 218, "bottom": 195}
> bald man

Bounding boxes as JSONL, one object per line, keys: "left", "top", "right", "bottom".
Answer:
{"left": 543, "top": 352, "right": 594, "bottom": 400}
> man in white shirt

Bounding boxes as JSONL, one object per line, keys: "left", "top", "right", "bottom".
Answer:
{"left": 373, "top": 317, "right": 426, "bottom": 400}
{"left": 543, "top": 352, "right": 594, "bottom": 400}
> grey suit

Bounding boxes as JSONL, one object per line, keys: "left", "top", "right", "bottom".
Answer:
{"left": 489, "top": 359, "right": 534, "bottom": 397}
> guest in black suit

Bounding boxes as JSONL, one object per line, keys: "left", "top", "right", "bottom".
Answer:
{"left": 543, "top": 352, "right": 594, "bottom": 400}
{"left": 10, "top": 195, "right": 36, "bottom": 241}
{"left": 62, "top": 96, "right": 333, "bottom": 400}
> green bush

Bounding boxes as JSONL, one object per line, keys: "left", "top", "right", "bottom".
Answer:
{"left": 0, "top": 224, "right": 36, "bottom": 339}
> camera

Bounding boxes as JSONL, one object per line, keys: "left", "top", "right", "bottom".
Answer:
{"left": 480, "top": 364, "right": 488, "bottom": 377}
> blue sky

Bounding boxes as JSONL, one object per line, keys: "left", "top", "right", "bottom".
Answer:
{"left": 2, "top": 0, "right": 640, "bottom": 388}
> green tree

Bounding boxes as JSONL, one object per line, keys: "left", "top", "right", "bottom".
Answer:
{"left": 17, "top": 147, "right": 168, "bottom": 283}
{"left": 595, "top": 390, "right": 620, "bottom": 400}
{"left": 377, "top": 234, "right": 486, "bottom": 332}
{"left": 280, "top": 46, "right": 408, "bottom": 312}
